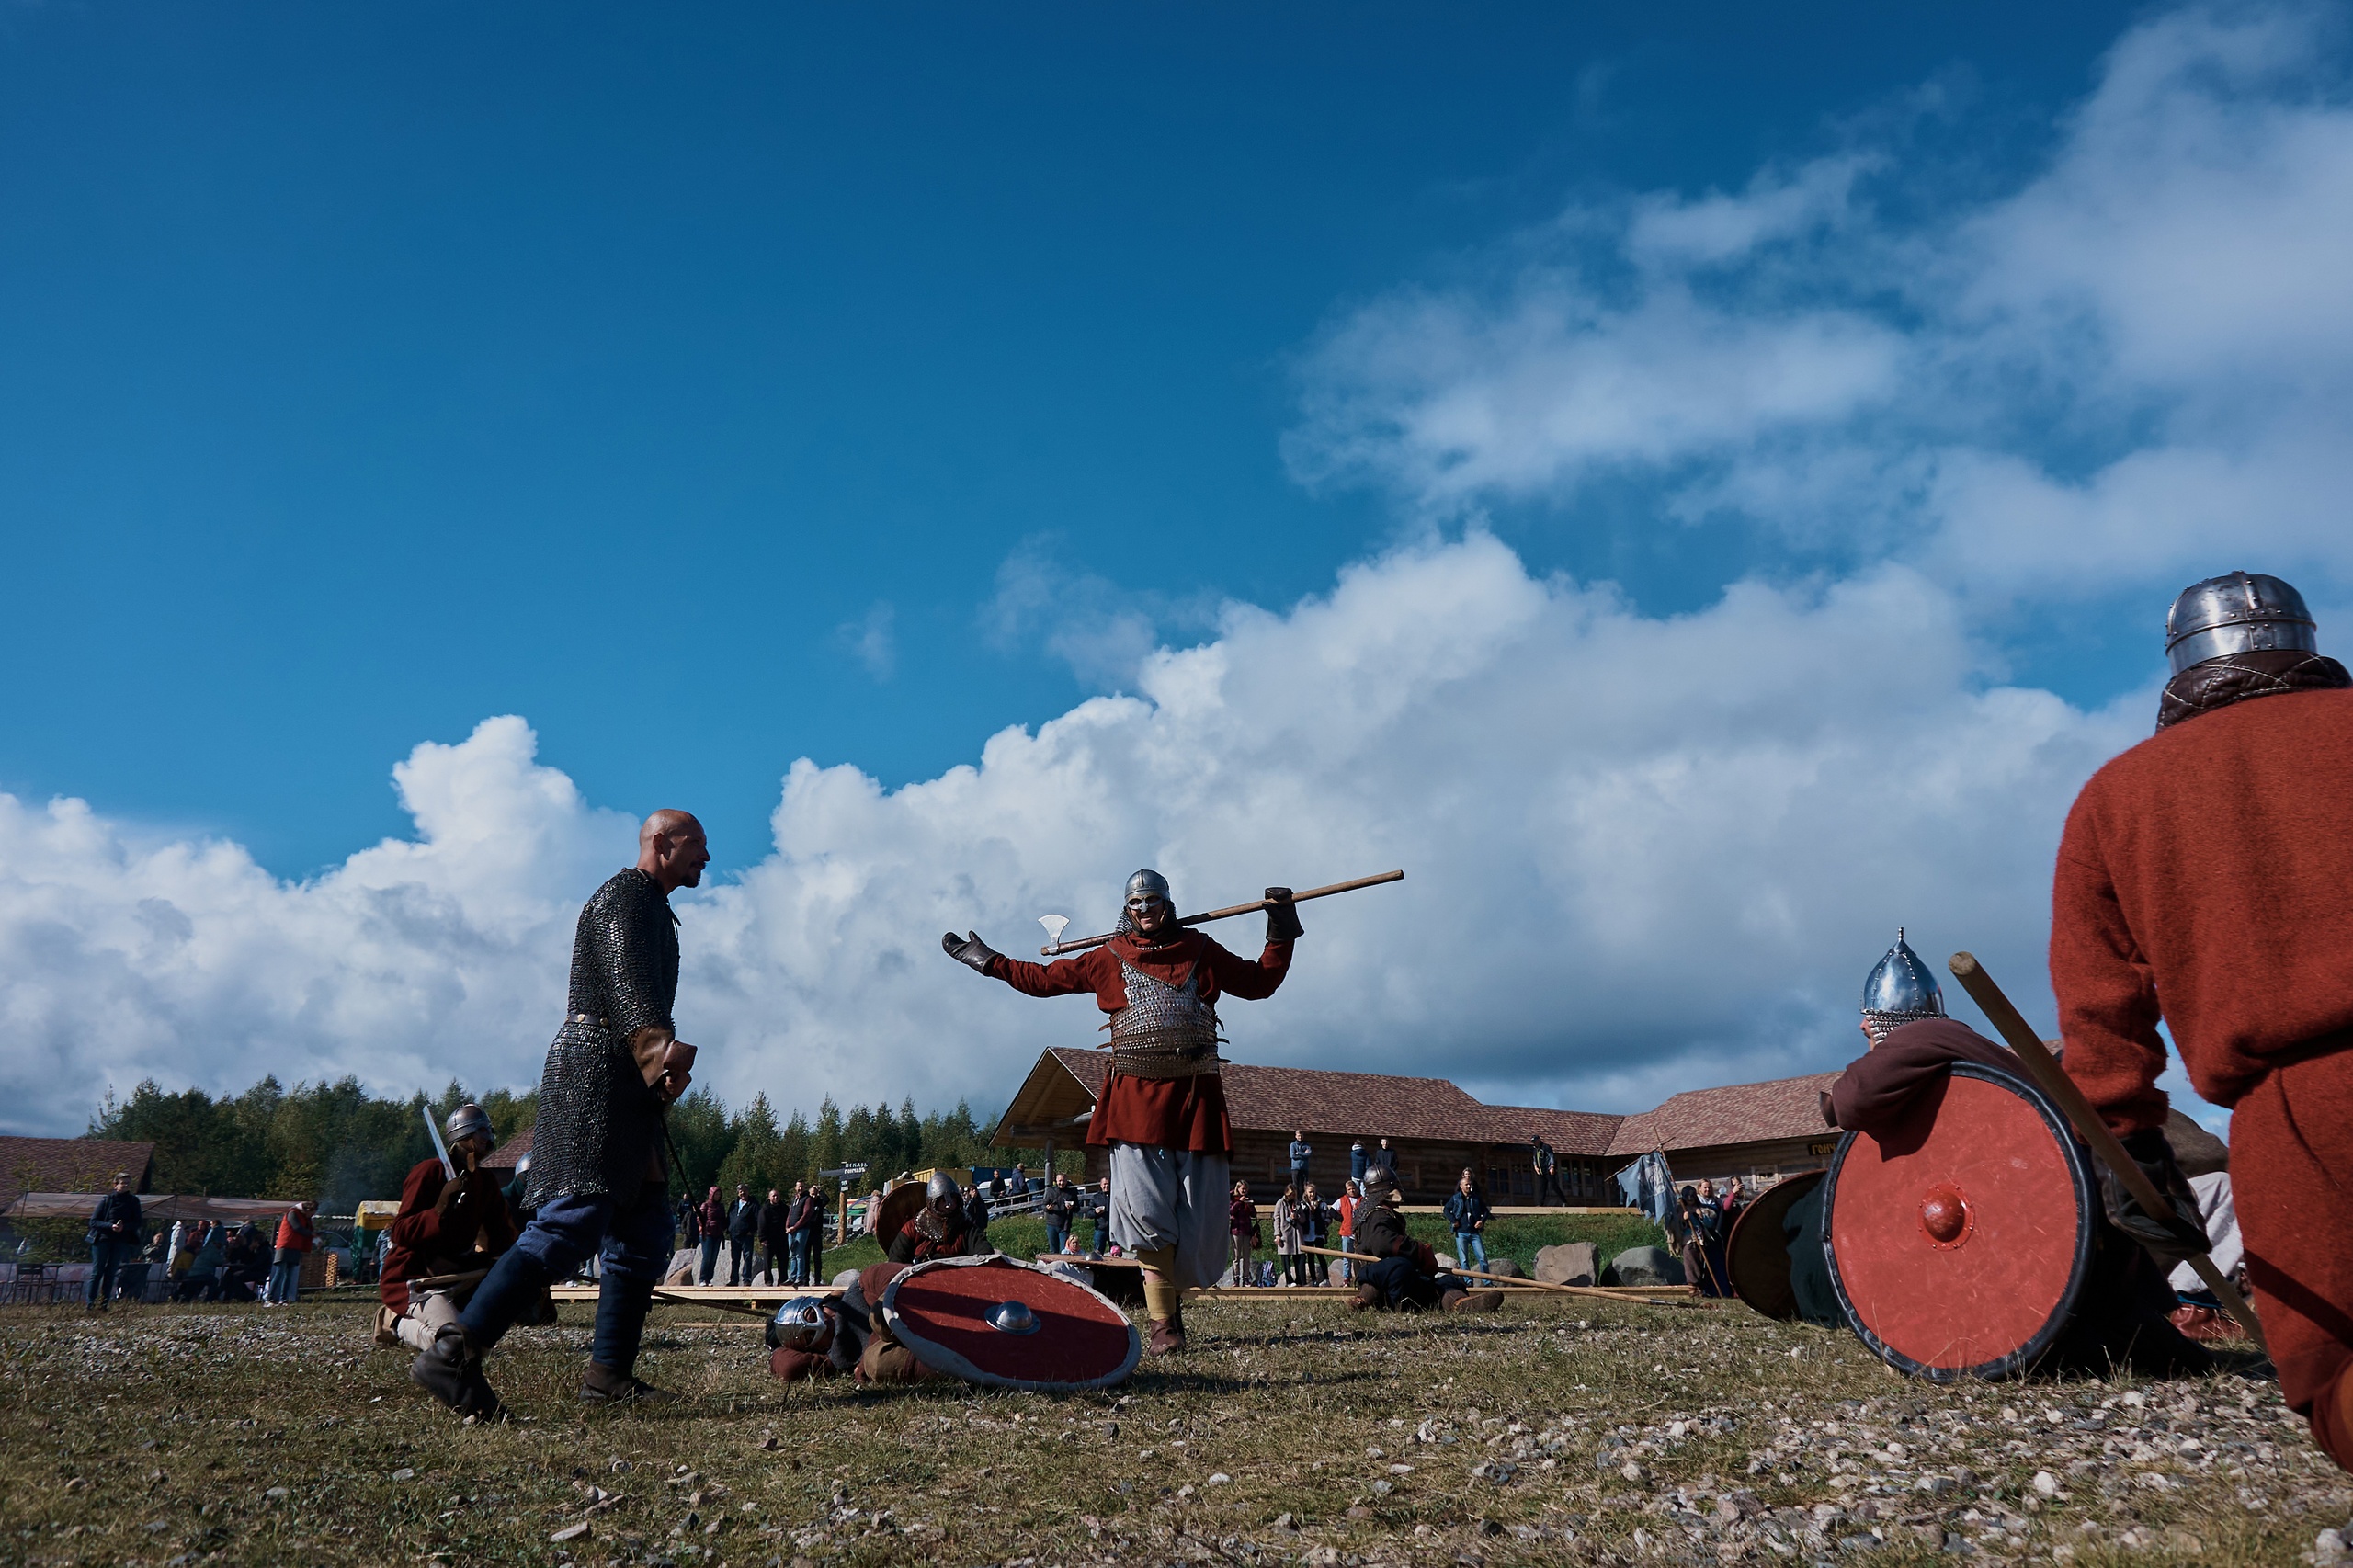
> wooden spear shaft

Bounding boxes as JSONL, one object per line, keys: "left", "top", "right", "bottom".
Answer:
{"left": 1040, "top": 870, "right": 1404, "bottom": 955}
{"left": 1946, "top": 951, "right": 2268, "bottom": 1355}
{"left": 1293, "top": 1244, "right": 1680, "bottom": 1306}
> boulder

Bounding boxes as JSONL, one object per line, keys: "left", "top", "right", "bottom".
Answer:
{"left": 1483, "top": 1257, "right": 1525, "bottom": 1280}
{"left": 1608, "top": 1245, "right": 1684, "bottom": 1288}
{"left": 1534, "top": 1242, "right": 1599, "bottom": 1287}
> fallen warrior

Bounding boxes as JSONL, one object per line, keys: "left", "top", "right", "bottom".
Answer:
{"left": 766, "top": 1263, "right": 945, "bottom": 1386}
{"left": 1347, "top": 1172, "right": 1501, "bottom": 1313}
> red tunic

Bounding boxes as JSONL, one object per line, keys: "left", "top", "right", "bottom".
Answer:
{"left": 990, "top": 928, "right": 1293, "bottom": 1156}
{"left": 2049, "top": 687, "right": 2353, "bottom": 1445}
{"left": 380, "top": 1157, "right": 519, "bottom": 1314}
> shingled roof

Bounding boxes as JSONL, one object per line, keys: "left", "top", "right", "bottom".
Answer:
{"left": 1604, "top": 1072, "right": 1840, "bottom": 1158}
{"left": 0, "top": 1137, "right": 155, "bottom": 1207}
{"left": 994, "top": 1048, "right": 1625, "bottom": 1154}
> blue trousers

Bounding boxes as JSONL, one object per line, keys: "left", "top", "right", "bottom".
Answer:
{"left": 1044, "top": 1221, "right": 1068, "bottom": 1258}
{"left": 786, "top": 1232, "right": 809, "bottom": 1284}
{"left": 85, "top": 1238, "right": 132, "bottom": 1305}
{"left": 267, "top": 1260, "right": 302, "bottom": 1303}
{"left": 463, "top": 1182, "right": 672, "bottom": 1373}
{"left": 1453, "top": 1231, "right": 1488, "bottom": 1270}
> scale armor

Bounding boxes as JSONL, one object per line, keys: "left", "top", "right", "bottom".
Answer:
{"left": 1108, "top": 958, "right": 1224, "bottom": 1079}
{"left": 526, "top": 869, "right": 680, "bottom": 1208}
{"left": 1861, "top": 927, "right": 1944, "bottom": 1044}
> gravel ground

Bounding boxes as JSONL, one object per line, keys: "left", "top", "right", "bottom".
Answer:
{"left": 0, "top": 1294, "right": 2342, "bottom": 1566}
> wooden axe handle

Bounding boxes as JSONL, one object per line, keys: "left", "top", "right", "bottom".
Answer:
{"left": 1040, "top": 869, "right": 1404, "bottom": 954}
{"left": 1947, "top": 951, "right": 2268, "bottom": 1355}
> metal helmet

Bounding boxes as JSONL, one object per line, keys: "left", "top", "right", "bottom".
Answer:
{"left": 2165, "top": 572, "right": 2318, "bottom": 676}
{"left": 1124, "top": 869, "right": 1172, "bottom": 911}
{"left": 765, "top": 1296, "right": 831, "bottom": 1352}
{"left": 926, "top": 1171, "right": 961, "bottom": 1211}
{"left": 442, "top": 1103, "right": 494, "bottom": 1148}
{"left": 1860, "top": 927, "right": 1944, "bottom": 1043}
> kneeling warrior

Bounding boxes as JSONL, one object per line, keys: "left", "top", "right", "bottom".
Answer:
{"left": 888, "top": 1172, "right": 983, "bottom": 1266}
{"left": 376, "top": 1103, "right": 520, "bottom": 1354}
{"left": 1347, "top": 1170, "right": 1498, "bottom": 1312}
{"left": 944, "top": 869, "right": 1301, "bottom": 1353}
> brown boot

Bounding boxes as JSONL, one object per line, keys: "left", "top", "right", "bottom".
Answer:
{"left": 580, "top": 1361, "right": 680, "bottom": 1406}
{"left": 1447, "top": 1289, "right": 1506, "bottom": 1313}
{"left": 1146, "top": 1316, "right": 1187, "bottom": 1356}
{"left": 373, "top": 1305, "right": 404, "bottom": 1350}
{"left": 1349, "top": 1285, "right": 1381, "bottom": 1312}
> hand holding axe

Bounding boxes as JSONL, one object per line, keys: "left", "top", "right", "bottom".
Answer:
{"left": 1947, "top": 951, "right": 2267, "bottom": 1355}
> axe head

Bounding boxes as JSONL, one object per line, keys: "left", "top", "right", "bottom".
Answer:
{"left": 1038, "top": 915, "right": 1070, "bottom": 952}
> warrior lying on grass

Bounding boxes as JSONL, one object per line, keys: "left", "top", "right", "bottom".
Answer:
{"left": 1346, "top": 1171, "right": 1501, "bottom": 1313}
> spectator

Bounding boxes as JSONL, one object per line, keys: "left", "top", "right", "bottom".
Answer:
{"left": 987, "top": 1170, "right": 1006, "bottom": 1204}
{"left": 1042, "top": 1174, "right": 1075, "bottom": 1258}
{"left": 1370, "top": 1138, "right": 1399, "bottom": 1190}
{"left": 84, "top": 1171, "right": 142, "bottom": 1312}
{"left": 1226, "top": 1181, "right": 1258, "bottom": 1287}
{"left": 1445, "top": 1169, "right": 1491, "bottom": 1272}
{"left": 1086, "top": 1178, "right": 1112, "bottom": 1257}
{"left": 1349, "top": 1140, "right": 1368, "bottom": 1184}
{"left": 1336, "top": 1179, "right": 1360, "bottom": 1285}
{"left": 963, "top": 1184, "right": 992, "bottom": 1250}
{"left": 1288, "top": 1131, "right": 1313, "bottom": 1195}
{"left": 1010, "top": 1165, "right": 1030, "bottom": 1200}
{"left": 1300, "top": 1182, "right": 1330, "bottom": 1285}
{"left": 165, "top": 1219, "right": 187, "bottom": 1280}
{"left": 222, "top": 1223, "right": 269, "bottom": 1301}
{"left": 757, "top": 1187, "right": 792, "bottom": 1285}
{"left": 1531, "top": 1135, "right": 1563, "bottom": 1207}
{"left": 796, "top": 1184, "right": 828, "bottom": 1283}
{"left": 178, "top": 1221, "right": 228, "bottom": 1302}
{"left": 1273, "top": 1185, "right": 1306, "bottom": 1288}
{"left": 1676, "top": 1184, "right": 1726, "bottom": 1296}
{"left": 697, "top": 1186, "right": 724, "bottom": 1285}
{"left": 677, "top": 1193, "right": 700, "bottom": 1253}
{"left": 726, "top": 1184, "right": 761, "bottom": 1287}
{"left": 777, "top": 1183, "right": 809, "bottom": 1284}
{"left": 268, "top": 1200, "right": 317, "bottom": 1305}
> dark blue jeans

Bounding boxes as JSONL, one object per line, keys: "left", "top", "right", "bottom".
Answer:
{"left": 462, "top": 1182, "right": 671, "bottom": 1373}
{"left": 85, "top": 1238, "right": 132, "bottom": 1305}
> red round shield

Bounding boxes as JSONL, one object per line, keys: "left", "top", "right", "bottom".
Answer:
{"left": 881, "top": 1255, "right": 1141, "bottom": 1391}
{"left": 1822, "top": 1062, "right": 2097, "bottom": 1381}
{"left": 1725, "top": 1169, "right": 1825, "bottom": 1321}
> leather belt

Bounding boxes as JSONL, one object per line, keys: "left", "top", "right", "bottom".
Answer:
{"left": 568, "top": 1013, "right": 608, "bottom": 1028}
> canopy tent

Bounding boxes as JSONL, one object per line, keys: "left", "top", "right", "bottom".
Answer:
{"left": 4, "top": 1191, "right": 303, "bottom": 1224}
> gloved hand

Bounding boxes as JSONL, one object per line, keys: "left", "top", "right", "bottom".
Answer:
{"left": 434, "top": 1177, "right": 472, "bottom": 1216}
{"left": 941, "top": 930, "right": 1002, "bottom": 974}
{"left": 1264, "top": 887, "right": 1303, "bottom": 943}
{"left": 2098, "top": 1127, "right": 2209, "bottom": 1267}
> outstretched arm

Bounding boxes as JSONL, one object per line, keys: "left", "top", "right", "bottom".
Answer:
{"left": 944, "top": 932, "right": 1109, "bottom": 999}
{"left": 1201, "top": 936, "right": 1293, "bottom": 1001}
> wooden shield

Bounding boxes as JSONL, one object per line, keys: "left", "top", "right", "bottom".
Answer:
{"left": 1726, "top": 1169, "right": 1826, "bottom": 1321}
{"left": 881, "top": 1255, "right": 1140, "bottom": 1392}
{"left": 1822, "top": 1062, "right": 2097, "bottom": 1382}
{"left": 874, "top": 1182, "right": 930, "bottom": 1251}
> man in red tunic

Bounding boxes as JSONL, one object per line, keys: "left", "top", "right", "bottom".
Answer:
{"left": 2049, "top": 571, "right": 2353, "bottom": 1468}
{"left": 944, "top": 869, "right": 1300, "bottom": 1354}
{"left": 376, "top": 1104, "right": 519, "bottom": 1355}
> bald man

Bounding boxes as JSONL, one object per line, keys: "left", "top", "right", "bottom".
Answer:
{"left": 412, "top": 811, "right": 710, "bottom": 1420}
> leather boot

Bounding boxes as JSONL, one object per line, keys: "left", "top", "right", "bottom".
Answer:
{"left": 1349, "top": 1285, "right": 1381, "bottom": 1312}
{"left": 1447, "top": 1289, "right": 1506, "bottom": 1313}
{"left": 409, "top": 1331, "right": 506, "bottom": 1421}
{"left": 1146, "top": 1316, "right": 1187, "bottom": 1357}
{"left": 580, "top": 1360, "right": 680, "bottom": 1406}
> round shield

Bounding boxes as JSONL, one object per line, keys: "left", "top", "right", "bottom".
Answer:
{"left": 873, "top": 1181, "right": 933, "bottom": 1251}
{"left": 881, "top": 1254, "right": 1140, "bottom": 1392}
{"left": 1821, "top": 1062, "right": 2097, "bottom": 1381}
{"left": 1726, "top": 1169, "right": 1825, "bottom": 1321}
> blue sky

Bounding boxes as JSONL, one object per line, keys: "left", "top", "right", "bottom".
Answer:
{"left": 3, "top": 0, "right": 2154, "bottom": 878}
{"left": 4, "top": 2, "right": 2349, "bottom": 1131}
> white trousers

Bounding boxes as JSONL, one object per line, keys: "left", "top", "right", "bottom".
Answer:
{"left": 1106, "top": 1142, "right": 1230, "bottom": 1291}
{"left": 392, "top": 1288, "right": 465, "bottom": 1352}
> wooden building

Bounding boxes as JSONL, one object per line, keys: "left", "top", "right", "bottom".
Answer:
{"left": 1601, "top": 1073, "right": 1845, "bottom": 1187}
{"left": 990, "top": 1047, "right": 1623, "bottom": 1205}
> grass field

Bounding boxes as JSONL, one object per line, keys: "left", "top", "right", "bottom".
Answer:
{"left": 3, "top": 1284, "right": 2341, "bottom": 1568}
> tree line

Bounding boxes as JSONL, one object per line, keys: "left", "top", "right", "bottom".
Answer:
{"left": 88, "top": 1074, "right": 1050, "bottom": 1214}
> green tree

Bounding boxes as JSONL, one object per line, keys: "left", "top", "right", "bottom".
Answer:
{"left": 667, "top": 1087, "right": 736, "bottom": 1196}
{"left": 778, "top": 1111, "right": 813, "bottom": 1187}
{"left": 811, "top": 1096, "right": 844, "bottom": 1178}
{"left": 718, "top": 1093, "right": 787, "bottom": 1197}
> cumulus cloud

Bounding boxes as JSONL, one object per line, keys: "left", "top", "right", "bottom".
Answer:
{"left": 1287, "top": 3, "right": 2353, "bottom": 604}
{"left": 0, "top": 536, "right": 2143, "bottom": 1133}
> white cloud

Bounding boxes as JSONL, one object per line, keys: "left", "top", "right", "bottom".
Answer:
{"left": 0, "top": 538, "right": 2143, "bottom": 1134}
{"left": 838, "top": 602, "right": 896, "bottom": 681}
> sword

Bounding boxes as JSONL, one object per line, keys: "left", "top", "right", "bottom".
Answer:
{"left": 1037, "top": 869, "right": 1404, "bottom": 955}
{"left": 1946, "top": 951, "right": 2268, "bottom": 1355}
{"left": 424, "top": 1107, "right": 458, "bottom": 1182}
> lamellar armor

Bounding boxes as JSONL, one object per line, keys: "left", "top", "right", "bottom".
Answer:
{"left": 1108, "top": 957, "right": 1224, "bottom": 1079}
{"left": 1860, "top": 927, "right": 1944, "bottom": 1044}
{"left": 527, "top": 869, "right": 680, "bottom": 1207}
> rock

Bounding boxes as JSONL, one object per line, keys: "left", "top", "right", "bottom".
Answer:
{"left": 551, "top": 1522, "right": 592, "bottom": 1543}
{"left": 1483, "top": 1257, "right": 1525, "bottom": 1279}
{"left": 1608, "top": 1245, "right": 1684, "bottom": 1287}
{"left": 1534, "top": 1244, "right": 1598, "bottom": 1286}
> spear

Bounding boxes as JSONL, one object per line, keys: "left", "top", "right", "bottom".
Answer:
{"left": 1037, "top": 870, "right": 1404, "bottom": 955}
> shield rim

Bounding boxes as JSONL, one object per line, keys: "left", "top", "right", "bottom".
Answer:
{"left": 881, "top": 1254, "right": 1142, "bottom": 1392}
{"left": 874, "top": 1181, "right": 932, "bottom": 1252}
{"left": 1725, "top": 1168, "right": 1826, "bottom": 1322}
{"left": 1820, "top": 1061, "right": 2097, "bottom": 1383}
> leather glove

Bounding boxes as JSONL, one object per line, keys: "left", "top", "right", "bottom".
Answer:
{"left": 434, "top": 1177, "right": 471, "bottom": 1215}
{"left": 2098, "top": 1127, "right": 2209, "bottom": 1267}
{"left": 1264, "top": 887, "right": 1303, "bottom": 943}
{"left": 941, "top": 930, "right": 1002, "bottom": 974}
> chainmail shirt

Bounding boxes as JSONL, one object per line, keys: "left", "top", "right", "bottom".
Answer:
{"left": 527, "top": 869, "right": 680, "bottom": 1207}
{"left": 1108, "top": 958, "right": 1223, "bottom": 1079}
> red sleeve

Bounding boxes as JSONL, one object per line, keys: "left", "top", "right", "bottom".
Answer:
{"left": 1200, "top": 937, "right": 1292, "bottom": 1002}
{"left": 388, "top": 1162, "right": 458, "bottom": 1254}
{"left": 989, "top": 947, "right": 1118, "bottom": 1004}
{"left": 2049, "top": 794, "right": 2171, "bottom": 1134}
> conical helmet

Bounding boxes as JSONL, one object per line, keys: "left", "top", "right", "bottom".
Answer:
{"left": 2165, "top": 572, "right": 2318, "bottom": 675}
{"left": 1860, "top": 927, "right": 1944, "bottom": 1043}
